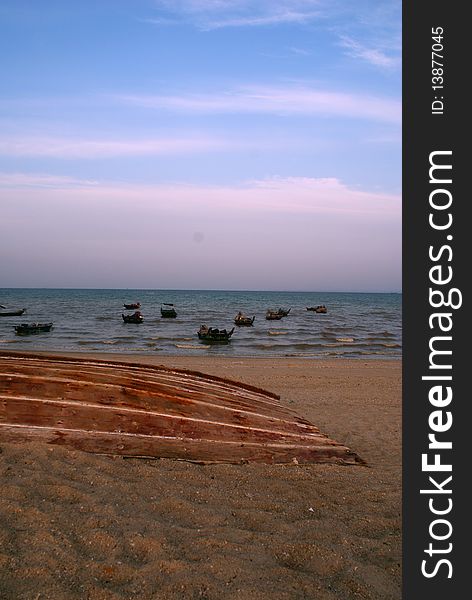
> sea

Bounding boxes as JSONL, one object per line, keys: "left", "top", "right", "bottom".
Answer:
{"left": 0, "top": 289, "right": 401, "bottom": 359}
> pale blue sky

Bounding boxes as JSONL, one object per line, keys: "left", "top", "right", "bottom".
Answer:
{"left": 0, "top": 0, "right": 401, "bottom": 291}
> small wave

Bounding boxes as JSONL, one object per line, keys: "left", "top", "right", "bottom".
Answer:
{"left": 336, "top": 337, "right": 354, "bottom": 343}
{"left": 175, "top": 343, "right": 210, "bottom": 349}
{"left": 267, "top": 331, "right": 288, "bottom": 336}
{"left": 366, "top": 332, "right": 397, "bottom": 341}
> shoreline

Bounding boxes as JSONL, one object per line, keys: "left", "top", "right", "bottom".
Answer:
{"left": 0, "top": 351, "right": 401, "bottom": 599}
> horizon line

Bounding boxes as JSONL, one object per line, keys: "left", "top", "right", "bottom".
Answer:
{"left": 1, "top": 286, "right": 402, "bottom": 294}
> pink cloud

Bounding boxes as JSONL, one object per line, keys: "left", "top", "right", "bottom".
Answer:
{"left": 121, "top": 85, "right": 401, "bottom": 123}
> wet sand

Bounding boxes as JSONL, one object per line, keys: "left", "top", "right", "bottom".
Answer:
{"left": 0, "top": 354, "right": 401, "bottom": 599}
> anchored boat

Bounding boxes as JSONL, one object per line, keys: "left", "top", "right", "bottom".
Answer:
{"left": 234, "top": 312, "right": 255, "bottom": 326}
{"left": 122, "top": 311, "right": 143, "bottom": 323}
{"left": 0, "top": 308, "right": 26, "bottom": 317}
{"left": 14, "top": 323, "right": 53, "bottom": 335}
{"left": 198, "top": 325, "right": 234, "bottom": 343}
{"left": 161, "top": 303, "right": 177, "bottom": 318}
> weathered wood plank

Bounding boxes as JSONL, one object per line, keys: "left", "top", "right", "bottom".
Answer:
{"left": 0, "top": 352, "right": 364, "bottom": 465}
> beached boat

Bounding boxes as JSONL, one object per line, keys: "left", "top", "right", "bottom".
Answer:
{"left": 161, "top": 303, "right": 177, "bottom": 318}
{"left": 124, "top": 302, "right": 141, "bottom": 310}
{"left": 234, "top": 312, "right": 255, "bottom": 326}
{"left": 198, "top": 325, "right": 234, "bottom": 343}
{"left": 265, "top": 310, "right": 283, "bottom": 321}
{"left": 14, "top": 323, "right": 53, "bottom": 335}
{"left": 307, "top": 305, "right": 328, "bottom": 313}
{"left": 0, "top": 353, "right": 364, "bottom": 465}
{"left": 122, "top": 311, "right": 143, "bottom": 323}
{"left": 0, "top": 308, "right": 26, "bottom": 317}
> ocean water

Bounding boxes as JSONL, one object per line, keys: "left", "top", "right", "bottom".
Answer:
{"left": 0, "top": 289, "right": 401, "bottom": 358}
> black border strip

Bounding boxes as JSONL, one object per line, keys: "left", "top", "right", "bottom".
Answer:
{"left": 403, "top": 2, "right": 466, "bottom": 596}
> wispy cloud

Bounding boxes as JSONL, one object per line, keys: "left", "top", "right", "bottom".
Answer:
{"left": 0, "top": 172, "right": 401, "bottom": 291}
{"left": 0, "top": 172, "right": 400, "bottom": 217}
{"left": 0, "top": 135, "right": 240, "bottom": 159}
{"left": 0, "top": 172, "right": 98, "bottom": 188}
{"left": 202, "top": 10, "right": 320, "bottom": 30}
{"left": 339, "top": 36, "right": 399, "bottom": 69}
{"left": 147, "top": 0, "right": 322, "bottom": 29}
{"left": 120, "top": 84, "right": 401, "bottom": 123}
{"left": 288, "top": 46, "right": 311, "bottom": 56}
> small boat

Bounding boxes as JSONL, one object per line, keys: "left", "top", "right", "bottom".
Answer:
{"left": 198, "top": 325, "right": 234, "bottom": 343}
{"left": 0, "top": 308, "right": 26, "bottom": 317}
{"left": 124, "top": 302, "right": 141, "bottom": 310}
{"left": 265, "top": 310, "right": 283, "bottom": 321}
{"left": 234, "top": 312, "right": 255, "bottom": 326}
{"left": 0, "top": 353, "right": 364, "bottom": 465}
{"left": 161, "top": 303, "right": 177, "bottom": 318}
{"left": 14, "top": 323, "right": 53, "bottom": 335}
{"left": 277, "top": 307, "right": 291, "bottom": 317}
{"left": 307, "top": 305, "right": 328, "bottom": 314}
{"left": 122, "top": 311, "right": 143, "bottom": 323}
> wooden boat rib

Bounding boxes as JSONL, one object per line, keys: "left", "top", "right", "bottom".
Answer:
{"left": 0, "top": 353, "right": 363, "bottom": 465}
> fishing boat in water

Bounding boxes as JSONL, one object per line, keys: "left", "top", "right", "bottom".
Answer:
{"left": 307, "top": 305, "right": 327, "bottom": 313}
{"left": 161, "top": 303, "right": 177, "bottom": 318}
{"left": 0, "top": 353, "right": 364, "bottom": 465}
{"left": 234, "top": 312, "right": 255, "bottom": 326}
{"left": 198, "top": 325, "right": 234, "bottom": 343}
{"left": 14, "top": 323, "right": 53, "bottom": 335}
{"left": 0, "top": 308, "right": 26, "bottom": 317}
{"left": 122, "top": 311, "right": 143, "bottom": 323}
{"left": 123, "top": 302, "right": 141, "bottom": 310}
{"left": 265, "top": 310, "right": 283, "bottom": 321}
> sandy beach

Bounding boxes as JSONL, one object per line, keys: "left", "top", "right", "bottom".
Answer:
{"left": 0, "top": 354, "right": 401, "bottom": 600}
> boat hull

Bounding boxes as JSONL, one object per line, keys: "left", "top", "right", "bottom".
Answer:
{"left": 0, "top": 309, "right": 26, "bottom": 317}
{"left": 14, "top": 323, "right": 53, "bottom": 335}
{"left": 0, "top": 353, "right": 363, "bottom": 465}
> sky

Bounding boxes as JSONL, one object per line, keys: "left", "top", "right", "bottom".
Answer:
{"left": 0, "top": 0, "right": 401, "bottom": 292}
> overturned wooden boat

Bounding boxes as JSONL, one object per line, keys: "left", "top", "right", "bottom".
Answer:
{"left": 122, "top": 311, "right": 143, "bottom": 323}
{"left": 0, "top": 353, "right": 363, "bottom": 465}
{"left": 234, "top": 312, "right": 255, "bottom": 326}
{"left": 197, "top": 325, "right": 234, "bottom": 343}
{"left": 124, "top": 302, "right": 141, "bottom": 310}
{"left": 0, "top": 308, "right": 26, "bottom": 317}
{"left": 161, "top": 303, "right": 177, "bottom": 318}
{"left": 14, "top": 323, "right": 53, "bottom": 335}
